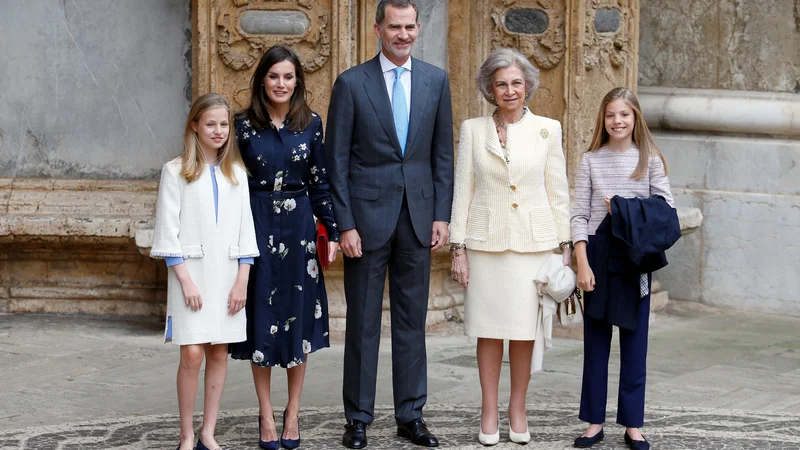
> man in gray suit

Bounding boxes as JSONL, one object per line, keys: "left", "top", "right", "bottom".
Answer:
{"left": 326, "top": 0, "right": 454, "bottom": 447}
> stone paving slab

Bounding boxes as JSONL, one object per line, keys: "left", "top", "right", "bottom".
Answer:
{"left": 2, "top": 301, "right": 800, "bottom": 449}
{"left": 2, "top": 404, "right": 800, "bottom": 450}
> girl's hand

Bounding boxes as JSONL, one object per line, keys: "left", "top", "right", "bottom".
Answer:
{"left": 328, "top": 241, "right": 339, "bottom": 264}
{"left": 577, "top": 263, "right": 595, "bottom": 292}
{"left": 451, "top": 252, "right": 470, "bottom": 288}
{"left": 604, "top": 196, "right": 612, "bottom": 215}
{"left": 180, "top": 278, "right": 203, "bottom": 311}
{"left": 228, "top": 280, "right": 247, "bottom": 315}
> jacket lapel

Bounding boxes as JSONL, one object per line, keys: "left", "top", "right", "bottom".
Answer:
{"left": 363, "top": 55, "right": 403, "bottom": 154}
{"left": 484, "top": 116, "right": 506, "bottom": 162}
{"left": 404, "top": 57, "right": 430, "bottom": 159}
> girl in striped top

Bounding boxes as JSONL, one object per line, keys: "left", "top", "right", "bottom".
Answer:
{"left": 571, "top": 87, "right": 673, "bottom": 450}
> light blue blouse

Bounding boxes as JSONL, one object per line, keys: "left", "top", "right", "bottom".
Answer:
{"left": 165, "top": 165, "right": 254, "bottom": 267}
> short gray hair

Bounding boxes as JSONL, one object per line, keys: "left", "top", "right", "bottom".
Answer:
{"left": 475, "top": 48, "right": 540, "bottom": 106}
{"left": 376, "top": 0, "right": 419, "bottom": 25}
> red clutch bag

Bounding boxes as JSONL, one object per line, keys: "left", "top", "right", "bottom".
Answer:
{"left": 316, "top": 222, "right": 330, "bottom": 271}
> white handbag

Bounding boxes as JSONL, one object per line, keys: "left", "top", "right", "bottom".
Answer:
{"left": 534, "top": 254, "right": 583, "bottom": 327}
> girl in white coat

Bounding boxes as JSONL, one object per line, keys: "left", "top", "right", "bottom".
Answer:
{"left": 150, "top": 93, "right": 260, "bottom": 450}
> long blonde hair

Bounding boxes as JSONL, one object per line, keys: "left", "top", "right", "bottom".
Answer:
{"left": 587, "top": 87, "right": 668, "bottom": 180}
{"left": 181, "top": 93, "right": 244, "bottom": 184}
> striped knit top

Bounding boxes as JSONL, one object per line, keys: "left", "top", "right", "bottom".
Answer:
{"left": 570, "top": 146, "right": 674, "bottom": 243}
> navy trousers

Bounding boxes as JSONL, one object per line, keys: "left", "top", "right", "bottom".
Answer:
{"left": 579, "top": 275, "right": 651, "bottom": 428}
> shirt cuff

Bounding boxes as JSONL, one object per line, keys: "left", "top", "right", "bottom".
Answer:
{"left": 165, "top": 256, "right": 184, "bottom": 267}
{"left": 239, "top": 257, "right": 254, "bottom": 265}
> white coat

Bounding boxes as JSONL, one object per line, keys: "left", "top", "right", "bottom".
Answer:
{"left": 150, "top": 158, "right": 259, "bottom": 345}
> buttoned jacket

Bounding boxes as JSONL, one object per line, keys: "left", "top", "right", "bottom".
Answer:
{"left": 449, "top": 111, "right": 571, "bottom": 252}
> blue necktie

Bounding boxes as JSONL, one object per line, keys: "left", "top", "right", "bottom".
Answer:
{"left": 391, "top": 67, "right": 408, "bottom": 155}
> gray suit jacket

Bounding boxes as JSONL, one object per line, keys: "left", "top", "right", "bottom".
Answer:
{"left": 326, "top": 55, "right": 454, "bottom": 251}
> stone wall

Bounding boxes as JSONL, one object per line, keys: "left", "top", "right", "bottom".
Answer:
{"left": 0, "top": 0, "right": 191, "bottom": 179}
{"left": 638, "top": 1, "right": 800, "bottom": 316}
{"left": 639, "top": 0, "right": 799, "bottom": 93}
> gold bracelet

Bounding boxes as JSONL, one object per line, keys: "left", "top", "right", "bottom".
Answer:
{"left": 449, "top": 242, "right": 466, "bottom": 252}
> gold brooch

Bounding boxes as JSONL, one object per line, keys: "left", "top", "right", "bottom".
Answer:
{"left": 540, "top": 128, "right": 549, "bottom": 139}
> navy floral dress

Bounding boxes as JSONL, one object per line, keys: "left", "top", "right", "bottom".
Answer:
{"left": 229, "top": 113, "right": 339, "bottom": 368}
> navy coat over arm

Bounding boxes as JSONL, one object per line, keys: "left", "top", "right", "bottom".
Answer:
{"left": 585, "top": 195, "right": 681, "bottom": 330}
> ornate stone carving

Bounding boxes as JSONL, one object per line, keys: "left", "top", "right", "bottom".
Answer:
{"left": 491, "top": 0, "right": 566, "bottom": 69}
{"left": 216, "top": 0, "right": 331, "bottom": 73}
{"left": 582, "top": 0, "right": 634, "bottom": 71}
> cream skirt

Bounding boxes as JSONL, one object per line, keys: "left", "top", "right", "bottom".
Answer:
{"left": 464, "top": 249, "right": 551, "bottom": 340}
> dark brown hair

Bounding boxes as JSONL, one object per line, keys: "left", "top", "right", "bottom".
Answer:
{"left": 238, "top": 45, "right": 312, "bottom": 132}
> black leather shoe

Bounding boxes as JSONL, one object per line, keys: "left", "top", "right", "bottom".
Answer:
{"left": 573, "top": 429, "right": 604, "bottom": 448}
{"left": 342, "top": 420, "right": 368, "bottom": 449}
{"left": 397, "top": 419, "right": 439, "bottom": 447}
{"left": 624, "top": 431, "right": 650, "bottom": 450}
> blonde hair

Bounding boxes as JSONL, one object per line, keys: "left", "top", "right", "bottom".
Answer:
{"left": 181, "top": 93, "right": 244, "bottom": 184}
{"left": 587, "top": 87, "right": 668, "bottom": 180}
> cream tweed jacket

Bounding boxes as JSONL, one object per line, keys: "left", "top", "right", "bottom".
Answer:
{"left": 449, "top": 110, "right": 571, "bottom": 252}
{"left": 150, "top": 158, "right": 259, "bottom": 345}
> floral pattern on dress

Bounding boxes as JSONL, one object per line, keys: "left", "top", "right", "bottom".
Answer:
{"left": 229, "top": 113, "right": 337, "bottom": 369}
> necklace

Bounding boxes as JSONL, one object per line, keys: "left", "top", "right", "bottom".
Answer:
{"left": 493, "top": 108, "right": 527, "bottom": 164}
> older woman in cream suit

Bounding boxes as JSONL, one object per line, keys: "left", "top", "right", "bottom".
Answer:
{"left": 449, "top": 47, "right": 572, "bottom": 446}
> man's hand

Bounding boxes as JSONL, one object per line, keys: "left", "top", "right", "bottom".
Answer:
{"left": 431, "top": 221, "right": 449, "bottom": 252}
{"left": 340, "top": 229, "right": 362, "bottom": 258}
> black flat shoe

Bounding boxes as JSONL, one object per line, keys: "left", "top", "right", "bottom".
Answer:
{"left": 259, "top": 415, "right": 280, "bottom": 450}
{"left": 397, "top": 419, "right": 439, "bottom": 447}
{"left": 280, "top": 409, "right": 301, "bottom": 449}
{"left": 573, "top": 429, "right": 604, "bottom": 448}
{"left": 196, "top": 440, "right": 218, "bottom": 450}
{"left": 343, "top": 420, "right": 368, "bottom": 449}
{"left": 624, "top": 431, "right": 650, "bottom": 450}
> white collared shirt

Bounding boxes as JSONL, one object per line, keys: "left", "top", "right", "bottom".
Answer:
{"left": 379, "top": 52, "right": 411, "bottom": 121}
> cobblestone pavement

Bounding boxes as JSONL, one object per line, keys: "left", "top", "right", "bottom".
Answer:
{"left": 2, "top": 404, "right": 800, "bottom": 449}
{"left": 2, "top": 301, "right": 800, "bottom": 449}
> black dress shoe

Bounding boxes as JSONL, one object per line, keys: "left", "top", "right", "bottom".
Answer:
{"left": 573, "top": 429, "right": 604, "bottom": 448}
{"left": 624, "top": 431, "right": 650, "bottom": 450}
{"left": 342, "top": 420, "right": 368, "bottom": 449}
{"left": 397, "top": 419, "right": 439, "bottom": 447}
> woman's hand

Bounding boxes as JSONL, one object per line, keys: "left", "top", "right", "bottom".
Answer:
{"left": 562, "top": 247, "right": 572, "bottom": 267}
{"left": 228, "top": 280, "right": 247, "bottom": 315}
{"left": 577, "top": 262, "right": 595, "bottom": 292}
{"left": 328, "top": 241, "right": 339, "bottom": 264}
{"left": 604, "top": 196, "right": 612, "bottom": 215}
{"left": 450, "top": 252, "right": 470, "bottom": 288}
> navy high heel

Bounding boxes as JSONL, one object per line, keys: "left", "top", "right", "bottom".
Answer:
{"left": 259, "top": 415, "right": 280, "bottom": 450}
{"left": 195, "top": 440, "right": 211, "bottom": 450}
{"left": 280, "top": 409, "right": 301, "bottom": 449}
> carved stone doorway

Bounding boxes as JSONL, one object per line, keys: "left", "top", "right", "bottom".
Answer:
{"left": 190, "top": 0, "right": 641, "bottom": 331}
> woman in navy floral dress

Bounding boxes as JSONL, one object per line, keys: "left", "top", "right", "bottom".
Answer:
{"left": 229, "top": 45, "right": 339, "bottom": 450}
